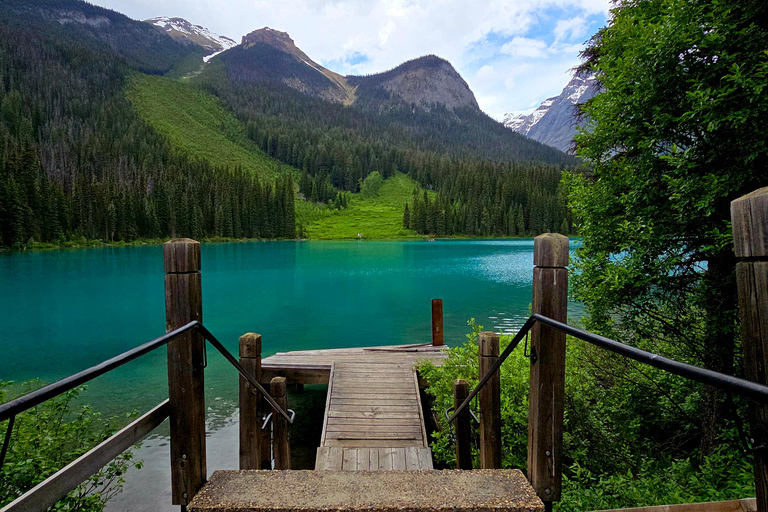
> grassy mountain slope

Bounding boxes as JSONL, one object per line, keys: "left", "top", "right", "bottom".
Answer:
{"left": 303, "top": 173, "right": 432, "bottom": 239}
{"left": 126, "top": 73, "right": 286, "bottom": 180}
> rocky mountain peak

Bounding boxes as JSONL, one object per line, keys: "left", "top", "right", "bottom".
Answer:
{"left": 503, "top": 73, "right": 597, "bottom": 152}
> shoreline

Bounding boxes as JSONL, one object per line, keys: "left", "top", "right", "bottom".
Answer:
{"left": 1, "top": 234, "right": 558, "bottom": 253}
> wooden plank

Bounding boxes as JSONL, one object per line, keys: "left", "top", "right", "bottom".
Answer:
{"left": 320, "top": 364, "right": 336, "bottom": 446}
{"left": 330, "top": 398, "right": 418, "bottom": 405}
{"left": 416, "top": 447, "right": 434, "bottom": 470}
{"left": 412, "top": 367, "right": 428, "bottom": 447}
{"left": 325, "top": 426, "right": 423, "bottom": 434}
{"left": 528, "top": 233, "right": 569, "bottom": 504}
{"left": 326, "top": 412, "right": 421, "bottom": 419}
{"left": 342, "top": 448, "right": 357, "bottom": 470}
{"left": 378, "top": 448, "right": 393, "bottom": 470}
{"left": 326, "top": 417, "right": 422, "bottom": 426}
{"left": 1, "top": 401, "right": 169, "bottom": 512}
{"left": 356, "top": 448, "right": 370, "bottom": 470}
{"left": 325, "top": 439, "right": 422, "bottom": 448}
{"left": 392, "top": 448, "right": 406, "bottom": 470}
{"left": 327, "top": 433, "right": 421, "bottom": 440}
{"left": 594, "top": 498, "right": 757, "bottom": 512}
{"left": 315, "top": 447, "right": 343, "bottom": 471}
{"left": 405, "top": 447, "right": 419, "bottom": 469}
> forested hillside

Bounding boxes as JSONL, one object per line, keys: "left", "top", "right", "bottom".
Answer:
{"left": 195, "top": 51, "right": 578, "bottom": 237}
{"left": 0, "top": 1, "right": 294, "bottom": 248}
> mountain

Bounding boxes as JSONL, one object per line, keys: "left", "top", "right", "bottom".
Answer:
{"left": 0, "top": 0, "right": 194, "bottom": 74}
{"left": 503, "top": 74, "right": 598, "bottom": 153}
{"left": 145, "top": 16, "right": 236, "bottom": 60}
{"left": 221, "top": 28, "right": 479, "bottom": 111}
{"left": 349, "top": 55, "right": 479, "bottom": 111}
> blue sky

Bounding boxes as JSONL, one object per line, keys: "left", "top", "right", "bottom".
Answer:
{"left": 93, "top": 0, "right": 610, "bottom": 119}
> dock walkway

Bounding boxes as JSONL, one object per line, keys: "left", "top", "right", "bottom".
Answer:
{"left": 261, "top": 343, "right": 448, "bottom": 471}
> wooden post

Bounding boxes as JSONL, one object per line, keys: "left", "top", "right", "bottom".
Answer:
{"left": 239, "top": 333, "right": 262, "bottom": 470}
{"left": 453, "top": 379, "right": 472, "bottom": 469}
{"left": 270, "top": 377, "right": 290, "bottom": 470}
{"left": 479, "top": 331, "right": 501, "bottom": 469}
{"left": 732, "top": 187, "right": 768, "bottom": 512}
{"left": 432, "top": 299, "right": 444, "bottom": 346}
{"left": 164, "top": 238, "right": 206, "bottom": 506}
{"left": 528, "top": 233, "right": 569, "bottom": 505}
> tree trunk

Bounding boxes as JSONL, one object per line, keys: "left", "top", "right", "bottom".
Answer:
{"left": 699, "top": 250, "right": 737, "bottom": 460}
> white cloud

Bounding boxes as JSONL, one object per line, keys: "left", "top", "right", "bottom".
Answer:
{"left": 90, "top": 0, "right": 610, "bottom": 118}
{"left": 500, "top": 37, "right": 548, "bottom": 59}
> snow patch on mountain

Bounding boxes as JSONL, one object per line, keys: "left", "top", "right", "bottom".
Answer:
{"left": 145, "top": 17, "right": 236, "bottom": 56}
{"left": 502, "top": 74, "right": 597, "bottom": 153}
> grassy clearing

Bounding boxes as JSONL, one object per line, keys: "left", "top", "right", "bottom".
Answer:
{"left": 126, "top": 73, "right": 286, "bottom": 180}
{"left": 302, "top": 173, "right": 433, "bottom": 239}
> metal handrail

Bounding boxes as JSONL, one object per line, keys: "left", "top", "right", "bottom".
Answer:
{"left": 0, "top": 321, "right": 294, "bottom": 469}
{"left": 446, "top": 313, "right": 768, "bottom": 424}
{"left": 0, "top": 321, "right": 199, "bottom": 422}
{"left": 197, "top": 324, "right": 293, "bottom": 424}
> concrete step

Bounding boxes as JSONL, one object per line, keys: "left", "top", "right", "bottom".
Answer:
{"left": 188, "top": 469, "right": 543, "bottom": 512}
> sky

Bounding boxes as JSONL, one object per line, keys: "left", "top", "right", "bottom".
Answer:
{"left": 91, "top": 0, "right": 611, "bottom": 120}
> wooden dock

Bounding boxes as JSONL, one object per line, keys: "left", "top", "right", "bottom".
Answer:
{"left": 261, "top": 343, "right": 448, "bottom": 471}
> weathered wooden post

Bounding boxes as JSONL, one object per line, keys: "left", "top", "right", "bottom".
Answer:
{"left": 453, "top": 379, "right": 472, "bottom": 469}
{"left": 432, "top": 299, "right": 444, "bottom": 346}
{"left": 270, "top": 376, "right": 290, "bottom": 470}
{"left": 479, "top": 331, "right": 502, "bottom": 469}
{"left": 164, "top": 238, "right": 206, "bottom": 506}
{"left": 528, "top": 233, "right": 568, "bottom": 508}
{"left": 732, "top": 187, "right": 768, "bottom": 512}
{"left": 239, "top": 333, "right": 262, "bottom": 470}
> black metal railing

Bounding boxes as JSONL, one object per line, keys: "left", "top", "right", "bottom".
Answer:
{"left": 0, "top": 321, "right": 293, "bottom": 470}
{"left": 447, "top": 313, "right": 768, "bottom": 424}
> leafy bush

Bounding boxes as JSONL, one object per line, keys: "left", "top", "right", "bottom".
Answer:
{"left": 420, "top": 322, "right": 754, "bottom": 510}
{"left": 0, "top": 381, "right": 141, "bottom": 511}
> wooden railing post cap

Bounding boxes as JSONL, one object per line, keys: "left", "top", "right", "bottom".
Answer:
{"left": 479, "top": 331, "right": 500, "bottom": 355}
{"left": 239, "top": 333, "right": 262, "bottom": 358}
{"left": 533, "top": 233, "right": 569, "bottom": 268}
{"left": 732, "top": 186, "right": 768, "bottom": 258}
{"left": 163, "top": 238, "right": 201, "bottom": 273}
{"left": 270, "top": 376, "right": 287, "bottom": 395}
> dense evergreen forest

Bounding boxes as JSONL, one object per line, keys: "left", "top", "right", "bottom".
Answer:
{"left": 196, "top": 54, "right": 579, "bottom": 237}
{"left": 0, "top": 3, "right": 294, "bottom": 248}
{"left": 0, "top": 0, "right": 579, "bottom": 249}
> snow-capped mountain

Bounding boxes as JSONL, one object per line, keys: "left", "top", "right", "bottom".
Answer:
{"left": 145, "top": 17, "right": 236, "bottom": 60}
{"left": 503, "top": 74, "right": 598, "bottom": 153}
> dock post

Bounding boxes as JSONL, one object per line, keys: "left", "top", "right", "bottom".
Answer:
{"left": 479, "top": 331, "right": 501, "bottom": 469}
{"left": 732, "top": 187, "right": 768, "bottom": 512}
{"left": 270, "top": 377, "right": 290, "bottom": 470}
{"left": 432, "top": 299, "right": 444, "bottom": 346}
{"left": 453, "top": 379, "right": 472, "bottom": 469}
{"left": 239, "top": 333, "right": 262, "bottom": 470}
{"left": 528, "top": 233, "right": 569, "bottom": 506}
{"left": 164, "top": 238, "right": 206, "bottom": 506}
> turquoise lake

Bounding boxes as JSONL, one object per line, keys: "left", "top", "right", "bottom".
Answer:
{"left": 0, "top": 239, "right": 581, "bottom": 511}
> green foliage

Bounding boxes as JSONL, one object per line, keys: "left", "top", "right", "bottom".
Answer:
{"left": 0, "top": 381, "right": 141, "bottom": 511}
{"left": 359, "top": 171, "right": 384, "bottom": 198}
{"left": 126, "top": 74, "right": 285, "bottom": 181}
{"left": 421, "top": 328, "right": 754, "bottom": 510}
{"left": 569, "top": 0, "right": 768, "bottom": 454}
{"left": 303, "top": 173, "right": 424, "bottom": 239}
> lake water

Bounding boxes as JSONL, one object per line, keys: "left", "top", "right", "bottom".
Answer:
{"left": 0, "top": 239, "right": 581, "bottom": 511}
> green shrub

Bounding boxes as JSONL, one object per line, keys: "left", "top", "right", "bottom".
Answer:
{"left": 420, "top": 322, "right": 755, "bottom": 510}
{"left": 0, "top": 381, "right": 141, "bottom": 511}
